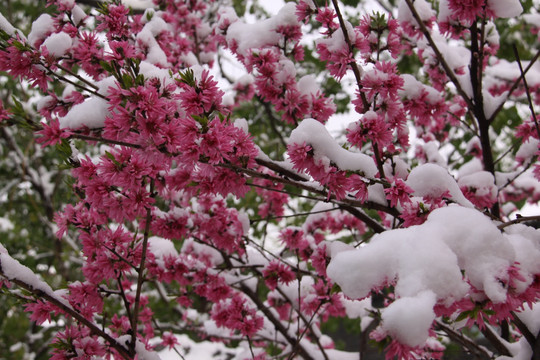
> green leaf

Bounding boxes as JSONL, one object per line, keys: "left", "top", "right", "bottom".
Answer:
{"left": 121, "top": 73, "right": 133, "bottom": 88}
{"left": 178, "top": 69, "right": 196, "bottom": 87}
{"left": 99, "top": 60, "right": 114, "bottom": 73}
{"left": 455, "top": 310, "right": 471, "bottom": 322}
{"left": 105, "top": 150, "right": 122, "bottom": 167}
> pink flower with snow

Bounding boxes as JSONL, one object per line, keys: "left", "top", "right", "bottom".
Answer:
{"left": 161, "top": 332, "right": 179, "bottom": 350}
{"left": 447, "top": 0, "right": 493, "bottom": 24}
{"left": 178, "top": 70, "right": 224, "bottom": 116}
{"left": 384, "top": 178, "right": 413, "bottom": 207}
{"left": 361, "top": 61, "right": 404, "bottom": 101}
{"left": 315, "top": 6, "right": 339, "bottom": 35}
{"left": 96, "top": 4, "right": 130, "bottom": 40}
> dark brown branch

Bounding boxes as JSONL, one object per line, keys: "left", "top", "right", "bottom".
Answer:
{"left": 70, "top": 134, "right": 142, "bottom": 148}
{"left": 435, "top": 321, "right": 492, "bottom": 359}
{"left": 511, "top": 312, "right": 536, "bottom": 348}
{"left": 498, "top": 215, "right": 540, "bottom": 230}
{"left": 255, "top": 157, "right": 308, "bottom": 182}
{"left": 481, "top": 325, "right": 511, "bottom": 357}
{"left": 469, "top": 22, "right": 498, "bottom": 217}
{"left": 250, "top": 161, "right": 399, "bottom": 215}
{"left": 338, "top": 204, "right": 385, "bottom": 233}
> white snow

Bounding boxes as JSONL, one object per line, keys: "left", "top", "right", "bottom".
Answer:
{"left": 138, "top": 61, "right": 175, "bottom": 86}
{"left": 155, "top": 334, "right": 240, "bottom": 359}
{"left": 28, "top": 14, "right": 55, "bottom": 47}
{"left": 136, "top": 15, "right": 170, "bottom": 67}
{"left": 503, "top": 224, "right": 540, "bottom": 293}
{"left": 405, "top": 163, "right": 473, "bottom": 207}
{"left": 225, "top": 3, "right": 300, "bottom": 55}
{"left": 458, "top": 171, "right": 497, "bottom": 204}
{"left": 488, "top": 0, "right": 523, "bottom": 18}
{"left": 71, "top": 5, "right": 87, "bottom": 26}
{"left": 0, "top": 250, "right": 71, "bottom": 308}
{"left": 59, "top": 97, "right": 109, "bottom": 129}
{"left": 517, "top": 303, "right": 540, "bottom": 338}
{"left": 482, "top": 89, "right": 507, "bottom": 119}
{"left": 327, "top": 205, "right": 521, "bottom": 345}
{"left": 420, "top": 141, "right": 447, "bottom": 166}
{"left": 400, "top": 74, "right": 443, "bottom": 104}
{"left": 437, "top": 0, "right": 452, "bottom": 23}
{"left": 0, "top": 12, "right": 25, "bottom": 39}
{"left": 523, "top": 14, "right": 540, "bottom": 28}
{"left": 516, "top": 139, "right": 540, "bottom": 164}
{"left": 41, "top": 32, "right": 73, "bottom": 58}
{"left": 288, "top": 118, "right": 378, "bottom": 178}
{"left": 116, "top": 335, "right": 161, "bottom": 360}
{"left": 0, "top": 218, "right": 14, "bottom": 231}
{"left": 148, "top": 236, "right": 178, "bottom": 264}
{"left": 122, "top": 0, "right": 155, "bottom": 9}
{"left": 381, "top": 290, "right": 437, "bottom": 347}
{"left": 398, "top": 0, "right": 434, "bottom": 26}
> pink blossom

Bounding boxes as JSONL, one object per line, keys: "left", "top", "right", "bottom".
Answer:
{"left": 161, "top": 332, "right": 179, "bottom": 350}
{"left": 0, "top": 101, "right": 11, "bottom": 122}
{"left": 280, "top": 227, "right": 310, "bottom": 251}
{"left": 24, "top": 300, "right": 61, "bottom": 325}
{"left": 317, "top": 42, "right": 353, "bottom": 80}
{"left": 178, "top": 70, "right": 224, "bottom": 116}
{"left": 315, "top": 6, "right": 339, "bottom": 34}
{"left": 384, "top": 178, "right": 413, "bottom": 207}
{"left": 211, "top": 295, "right": 264, "bottom": 337}
{"left": 35, "top": 118, "right": 72, "bottom": 147}
{"left": 96, "top": 4, "right": 130, "bottom": 40}
{"left": 262, "top": 260, "right": 296, "bottom": 290}
{"left": 296, "top": 1, "right": 315, "bottom": 24}
{"left": 361, "top": 61, "right": 404, "bottom": 101}
{"left": 447, "top": 0, "right": 491, "bottom": 24}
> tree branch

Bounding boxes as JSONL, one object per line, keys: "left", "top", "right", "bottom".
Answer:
{"left": 435, "top": 321, "right": 492, "bottom": 359}
{"left": 403, "top": 0, "right": 475, "bottom": 111}
{"left": 130, "top": 178, "right": 154, "bottom": 350}
{"left": 513, "top": 45, "right": 540, "bottom": 140}
{"left": 0, "top": 257, "right": 133, "bottom": 359}
{"left": 497, "top": 215, "right": 540, "bottom": 230}
{"left": 481, "top": 325, "right": 511, "bottom": 357}
{"left": 488, "top": 48, "right": 540, "bottom": 123}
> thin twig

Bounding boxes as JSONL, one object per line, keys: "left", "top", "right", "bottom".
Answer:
{"left": 331, "top": 0, "right": 369, "bottom": 111}
{"left": 130, "top": 178, "right": 155, "bottom": 350}
{"left": 497, "top": 215, "right": 540, "bottom": 230}
{"left": 513, "top": 45, "right": 540, "bottom": 140}
{"left": 70, "top": 134, "right": 141, "bottom": 148}
{"left": 481, "top": 325, "right": 511, "bottom": 357}
{"left": 435, "top": 321, "right": 492, "bottom": 359}
{"left": 0, "top": 260, "right": 133, "bottom": 359}
{"left": 56, "top": 63, "right": 99, "bottom": 90}
{"left": 403, "top": 0, "right": 475, "bottom": 111}
{"left": 488, "top": 49, "right": 540, "bottom": 123}
{"left": 250, "top": 206, "right": 340, "bottom": 223}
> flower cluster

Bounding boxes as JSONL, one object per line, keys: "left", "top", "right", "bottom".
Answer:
{"left": 0, "top": 0, "right": 539, "bottom": 360}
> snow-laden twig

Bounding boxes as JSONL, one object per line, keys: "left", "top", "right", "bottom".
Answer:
{"left": 0, "top": 252, "right": 134, "bottom": 359}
